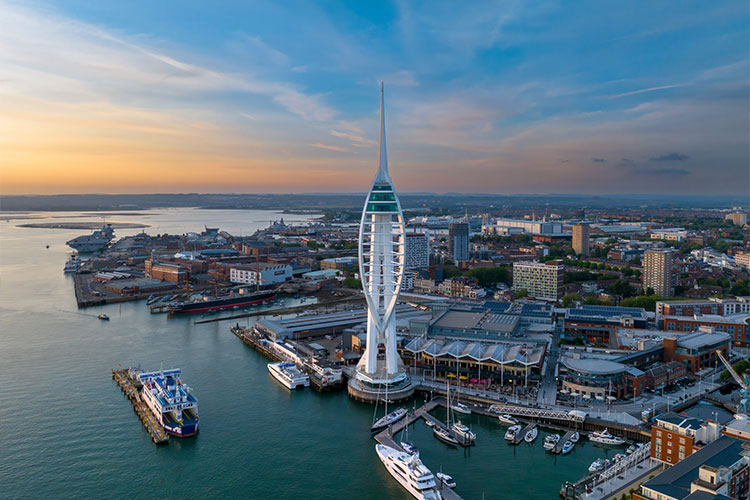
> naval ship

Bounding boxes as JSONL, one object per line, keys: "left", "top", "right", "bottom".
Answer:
{"left": 66, "top": 224, "right": 115, "bottom": 253}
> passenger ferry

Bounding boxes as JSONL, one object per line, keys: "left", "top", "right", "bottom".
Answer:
{"left": 267, "top": 362, "right": 309, "bottom": 390}
{"left": 375, "top": 444, "right": 442, "bottom": 500}
{"left": 138, "top": 369, "right": 199, "bottom": 437}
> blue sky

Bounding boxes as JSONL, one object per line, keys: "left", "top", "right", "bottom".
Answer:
{"left": 1, "top": 0, "right": 748, "bottom": 194}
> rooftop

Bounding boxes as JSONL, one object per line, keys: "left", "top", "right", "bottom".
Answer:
{"left": 676, "top": 330, "right": 732, "bottom": 350}
{"left": 656, "top": 412, "right": 706, "bottom": 431}
{"left": 561, "top": 357, "right": 627, "bottom": 375}
{"left": 641, "top": 435, "right": 747, "bottom": 500}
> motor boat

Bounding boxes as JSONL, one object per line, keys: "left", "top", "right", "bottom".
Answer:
{"left": 401, "top": 442, "right": 418, "bottom": 455}
{"left": 452, "top": 402, "right": 471, "bottom": 415}
{"left": 561, "top": 440, "right": 575, "bottom": 454}
{"left": 98, "top": 314, "right": 109, "bottom": 321}
{"left": 543, "top": 434, "right": 560, "bottom": 451}
{"left": 614, "top": 453, "right": 626, "bottom": 462}
{"left": 425, "top": 419, "right": 435, "bottom": 428}
{"left": 497, "top": 414, "right": 518, "bottom": 425}
{"left": 524, "top": 427, "right": 538, "bottom": 443}
{"left": 570, "top": 431, "right": 580, "bottom": 443}
{"left": 504, "top": 424, "right": 522, "bottom": 441}
{"left": 376, "top": 444, "right": 441, "bottom": 500}
{"left": 436, "top": 472, "right": 456, "bottom": 488}
{"left": 452, "top": 421, "right": 476, "bottom": 444}
{"left": 589, "top": 429, "right": 626, "bottom": 445}
{"left": 588, "top": 458, "right": 606, "bottom": 473}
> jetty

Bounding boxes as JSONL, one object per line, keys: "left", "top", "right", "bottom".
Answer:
{"left": 112, "top": 368, "right": 168, "bottom": 445}
{"left": 372, "top": 401, "right": 463, "bottom": 500}
{"left": 553, "top": 430, "right": 576, "bottom": 454}
{"left": 513, "top": 422, "right": 536, "bottom": 444}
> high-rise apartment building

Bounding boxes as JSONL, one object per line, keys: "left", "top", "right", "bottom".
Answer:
{"left": 572, "top": 223, "right": 590, "bottom": 256}
{"left": 725, "top": 211, "right": 747, "bottom": 226}
{"left": 512, "top": 260, "right": 564, "bottom": 301}
{"left": 643, "top": 249, "right": 674, "bottom": 297}
{"left": 404, "top": 233, "right": 429, "bottom": 268}
{"left": 448, "top": 223, "right": 469, "bottom": 262}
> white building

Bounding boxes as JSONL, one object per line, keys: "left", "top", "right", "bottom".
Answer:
{"left": 484, "top": 218, "right": 562, "bottom": 235}
{"left": 230, "top": 263, "right": 292, "bottom": 286}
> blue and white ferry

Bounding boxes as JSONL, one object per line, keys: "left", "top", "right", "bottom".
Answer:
{"left": 138, "top": 369, "right": 199, "bottom": 437}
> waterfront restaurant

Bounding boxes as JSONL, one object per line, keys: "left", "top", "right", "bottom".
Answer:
{"left": 401, "top": 337, "right": 545, "bottom": 386}
{"left": 559, "top": 356, "right": 627, "bottom": 399}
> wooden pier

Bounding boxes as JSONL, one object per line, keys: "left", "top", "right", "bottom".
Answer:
{"left": 112, "top": 368, "right": 169, "bottom": 445}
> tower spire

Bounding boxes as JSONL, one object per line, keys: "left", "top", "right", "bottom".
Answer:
{"left": 375, "top": 82, "right": 389, "bottom": 183}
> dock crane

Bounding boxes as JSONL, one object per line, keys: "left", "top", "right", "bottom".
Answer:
{"left": 716, "top": 350, "right": 750, "bottom": 414}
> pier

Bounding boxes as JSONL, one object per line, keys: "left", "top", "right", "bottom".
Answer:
{"left": 513, "top": 422, "right": 536, "bottom": 444}
{"left": 372, "top": 399, "right": 463, "bottom": 500}
{"left": 112, "top": 368, "right": 169, "bottom": 444}
{"left": 553, "top": 430, "right": 576, "bottom": 454}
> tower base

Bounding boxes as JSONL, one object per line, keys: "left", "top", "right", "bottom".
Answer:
{"left": 347, "top": 360, "right": 414, "bottom": 404}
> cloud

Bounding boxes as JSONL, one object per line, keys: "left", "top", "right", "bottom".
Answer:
{"left": 377, "top": 70, "right": 419, "bottom": 87}
{"left": 650, "top": 152, "right": 690, "bottom": 161}
{"left": 329, "top": 129, "right": 376, "bottom": 146}
{"left": 235, "top": 34, "right": 289, "bottom": 64}
{"left": 310, "top": 143, "right": 349, "bottom": 152}
{"left": 609, "top": 84, "right": 689, "bottom": 99}
{"left": 0, "top": 3, "right": 336, "bottom": 122}
{"left": 591, "top": 157, "right": 607, "bottom": 163}
{"left": 291, "top": 65, "right": 308, "bottom": 73}
{"left": 633, "top": 167, "right": 690, "bottom": 176}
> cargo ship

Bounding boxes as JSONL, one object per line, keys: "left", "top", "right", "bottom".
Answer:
{"left": 137, "top": 368, "right": 199, "bottom": 437}
{"left": 167, "top": 289, "right": 275, "bottom": 314}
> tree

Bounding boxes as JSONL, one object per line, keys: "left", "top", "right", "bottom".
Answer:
{"left": 609, "top": 280, "right": 636, "bottom": 297}
{"left": 562, "top": 292, "right": 581, "bottom": 308}
{"left": 465, "top": 266, "right": 511, "bottom": 287}
{"left": 515, "top": 289, "right": 528, "bottom": 299}
{"left": 307, "top": 241, "right": 324, "bottom": 250}
{"left": 620, "top": 295, "right": 660, "bottom": 311}
{"left": 342, "top": 277, "right": 361, "bottom": 289}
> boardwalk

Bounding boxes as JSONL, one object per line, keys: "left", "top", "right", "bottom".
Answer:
{"left": 112, "top": 368, "right": 168, "bottom": 444}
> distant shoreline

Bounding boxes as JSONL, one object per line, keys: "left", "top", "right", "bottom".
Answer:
{"left": 17, "top": 222, "right": 150, "bottom": 230}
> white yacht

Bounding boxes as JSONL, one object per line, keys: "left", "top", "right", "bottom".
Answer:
{"left": 589, "top": 429, "right": 626, "bottom": 445}
{"left": 452, "top": 421, "right": 476, "bottom": 444}
{"left": 543, "top": 434, "right": 560, "bottom": 451}
{"left": 561, "top": 440, "right": 575, "bottom": 454}
{"left": 504, "top": 424, "right": 522, "bottom": 441}
{"left": 267, "top": 362, "right": 309, "bottom": 390}
{"left": 497, "top": 414, "right": 518, "bottom": 425}
{"left": 588, "top": 458, "right": 606, "bottom": 473}
{"left": 375, "top": 444, "right": 442, "bottom": 500}
{"left": 436, "top": 472, "right": 455, "bottom": 489}
{"left": 433, "top": 426, "right": 459, "bottom": 446}
{"left": 570, "top": 431, "right": 580, "bottom": 443}
{"left": 524, "top": 427, "right": 538, "bottom": 443}
{"left": 451, "top": 402, "right": 471, "bottom": 415}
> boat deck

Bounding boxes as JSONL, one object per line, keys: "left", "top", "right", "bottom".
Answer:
{"left": 112, "top": 368, "right": 169, "bottom": 444}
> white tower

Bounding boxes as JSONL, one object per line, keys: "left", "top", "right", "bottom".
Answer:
{"left": 350, "top": 84, "right": 411, "bottom": 398}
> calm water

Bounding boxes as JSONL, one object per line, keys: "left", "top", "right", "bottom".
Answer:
{"left": 1, "top": 208, "right": 612, "bottom": 499}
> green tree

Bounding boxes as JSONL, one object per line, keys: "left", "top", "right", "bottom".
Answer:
{"left": 562, "top": 292, "right": 581, "bottom": 308}
{"left": 342, "top": 277, "right": 361, "bottom": 289}
{"left": 515, "top": 289, "right": 528, "bottom": 299}
{"left": 465, "top": 266, "right": 511, "bottom": 287}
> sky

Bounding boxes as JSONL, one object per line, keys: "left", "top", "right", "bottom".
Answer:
{"left": 0, "top": 0, "right": 748, "bottom": 196}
